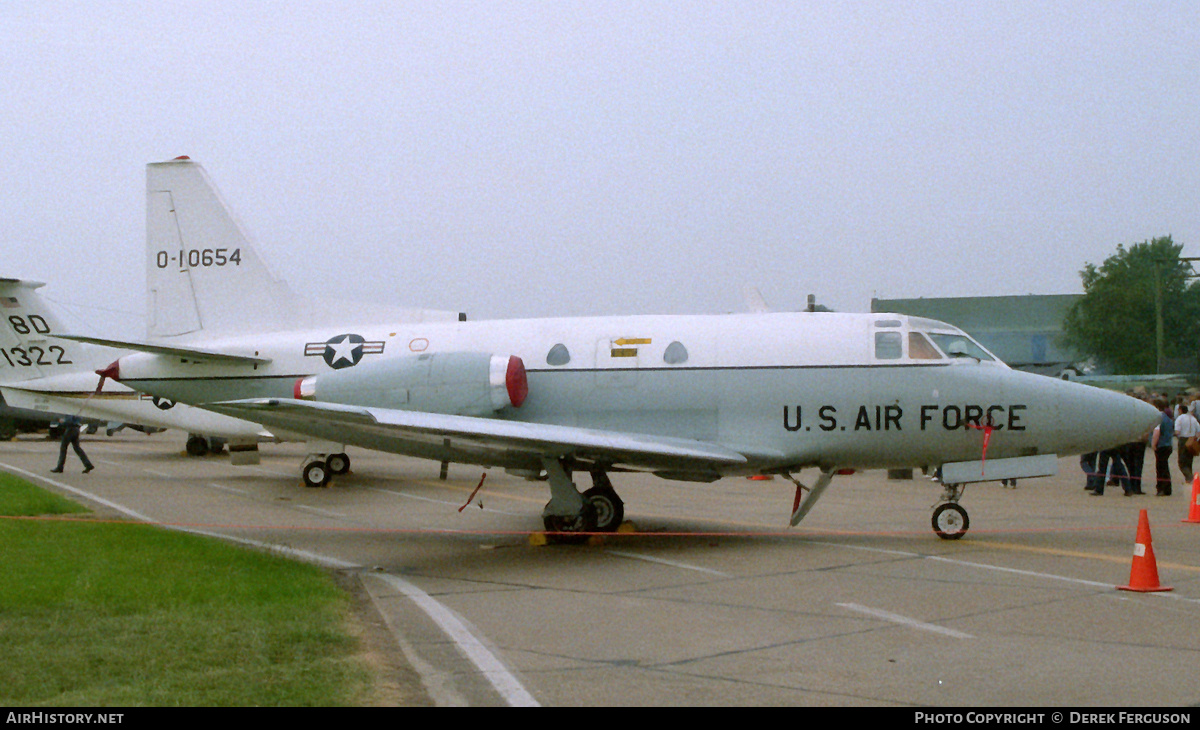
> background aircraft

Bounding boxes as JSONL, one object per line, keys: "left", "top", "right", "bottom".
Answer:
{"left": 0, "top": 277, "right": 272, "bottom": 457}
{"left": 73, "top": 158, "right": 1161, "bottom": 539}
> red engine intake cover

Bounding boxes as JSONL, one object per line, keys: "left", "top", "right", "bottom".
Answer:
{"left": 506, "top": 356, "right": 529, "bottom": 408}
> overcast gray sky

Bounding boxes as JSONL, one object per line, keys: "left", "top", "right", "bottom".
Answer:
{"left": 3, "top": 2, "right": 1197, "bottom": 336}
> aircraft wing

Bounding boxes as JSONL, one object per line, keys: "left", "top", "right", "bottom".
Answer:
{"left": 52, "top": 334, "right": 272, "bottom": 365}
{"left": 207, "top": 398, "right": 748, "bottom": 472}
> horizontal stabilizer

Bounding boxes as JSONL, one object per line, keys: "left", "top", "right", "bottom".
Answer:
{"left": 51, "top": 334, "right": 272, "bottom": 364}
{"left": 208, "top": 398, "right": 748, "bottom": 471}
{"left": 0, "top": 278, "right": 47, "bottom": 289}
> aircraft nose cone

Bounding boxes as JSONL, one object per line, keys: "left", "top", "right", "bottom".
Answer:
{"left": 1060, "top": 384, "right": 1160, "bottom": 453}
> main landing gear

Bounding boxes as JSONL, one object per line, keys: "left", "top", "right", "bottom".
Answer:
{"left": 541, "top": 458, "right": 625, "bottom": 540}
{"left": 301, "top": 450, "right": 352, "bottom": 488}
{"left": 931, "top": 481, "right": 970, "bottom": 540}
{"left": 185, "top": 434, "right": 225, "bottom": 457}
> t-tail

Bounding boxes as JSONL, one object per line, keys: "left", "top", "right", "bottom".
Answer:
{"left": 146, "top": 156, "right": 294, "bottom": 338}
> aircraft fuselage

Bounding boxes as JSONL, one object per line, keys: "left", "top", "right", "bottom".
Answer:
{"left": 108, "top": 311, "right": 1157, "bottom": 476}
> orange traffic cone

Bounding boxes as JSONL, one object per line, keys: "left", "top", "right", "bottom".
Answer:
{"left": 1183, "top": 474, "right": 1200, "bottom": 524}
{"left": 1117, "top": 509, "right": 1172, "bottom": 592}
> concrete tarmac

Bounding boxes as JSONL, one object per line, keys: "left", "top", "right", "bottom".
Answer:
{"left": 2, "top": 432, "right": 1198, "bottom": 707}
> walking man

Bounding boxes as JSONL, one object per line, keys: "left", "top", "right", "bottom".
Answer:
{"left": 51, "top": 414, "right": 94, "bottom": 474}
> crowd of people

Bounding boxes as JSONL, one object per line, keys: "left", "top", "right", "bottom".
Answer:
{"left": 1082, "top": 391, "right": 1199, "bottom": 496}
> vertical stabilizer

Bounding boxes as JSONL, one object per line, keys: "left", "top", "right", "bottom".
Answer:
{"left": 146, "top": 157, "right": 294, "bottom": 338}
{"left": 0, "top": 279, "right": 100, "bottom": 381}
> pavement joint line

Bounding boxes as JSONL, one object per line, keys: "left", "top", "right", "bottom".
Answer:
{"left": 366, "top": 486, "right": 527, "bottom": 516}
{"left": 605, "top": 549, "right": 733, "bottom": 577}
{"left": 206, "top": 482, "right": 248, "bottom": 495}
{"left": 836, "top": 602, "right": 974, "bottom": 639}
{"left": 295, "top": 504, "right": 348, "bottom": 518}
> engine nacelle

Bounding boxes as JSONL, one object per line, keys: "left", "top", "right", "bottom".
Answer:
{"left": 294, "top": 352, "right": 528, "bottom": 416}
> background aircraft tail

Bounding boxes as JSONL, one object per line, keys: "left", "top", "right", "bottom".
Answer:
{"left": 146, "top": 157, "right": 294, "bottom": 338}
{"left": 0, "top": 278, "right": 103, "bottom": 382}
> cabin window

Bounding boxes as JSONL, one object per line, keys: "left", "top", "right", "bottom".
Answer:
{"left": 908, "top": 332, "right": 942, "bottom": 360}
{"left": 874, "top": 331, "right": 902, "bottom": 360}
{"left": 663, "top": 341, "right": 688, "bottom": 364}
{"left": 546, "top": 343, "right": 571, "bottom": 366}
{"left": 874, "top": 319, "right": 902, "bottom": 328}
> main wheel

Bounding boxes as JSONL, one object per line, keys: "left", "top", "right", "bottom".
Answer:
{"left": 542, "top": 501, "right": 598, "bottom": 544}
{"left": 327, "top": 453, "right": 351, "bottom": 475}
{"left": 583, "top": 486, "right": 624, "bottom": 532}
{"left": 932, "top": 502, "right": 969, "bottom": 540}
{"left": 186, "top": 435, "right": 209, "bottom": 457}
{"left": 302, "top": 460, "right": 330, "bottom": 488}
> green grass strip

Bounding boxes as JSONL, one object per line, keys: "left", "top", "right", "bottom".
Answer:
{"left": 0, "top": 470, "right": 89, "bottom": 517}
{"left": 0, "top": 471, "right": 376, "bottom": 706}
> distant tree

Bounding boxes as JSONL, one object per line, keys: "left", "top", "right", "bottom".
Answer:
{"left": 1062, "top": 236, "right": 1200, "bottom": 374}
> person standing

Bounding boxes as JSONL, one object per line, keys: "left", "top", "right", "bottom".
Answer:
{"left": 1088, "top": 448, "right": 1130, "bottom": 496}
{"left": 1174, "top": 404, "right": 1200, "bottom": 486}
{"left": 1151, "top": 399, "right": 1174, "bottom": 496}
{"left": 1081, "top": 452, "right": 1101, "bottom": 492}
{"left": 1123, "top": 436, "right": 1147, "bottom": 494}
{"left": 50, "top": 414, "right": 93, "bottom": 474}
{"left": 1122, "top": 394, "right": 1150, "bottom": 495}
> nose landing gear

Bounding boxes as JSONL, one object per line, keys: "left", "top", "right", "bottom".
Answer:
{"left": 931, "top": 481, "right": 969, "bottom": 539}
{"left": 932, "top": 502, "right": 969, "bottom": 539}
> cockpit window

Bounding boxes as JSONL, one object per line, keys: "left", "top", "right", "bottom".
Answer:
{"left": 908, "top": 332, "right": 942, "bottom": 360}
{"left": 927, "top": 333, "right": 994, "bottom": 361}
{"left": 875, "top": 331, "right": 903, "bottom": 360}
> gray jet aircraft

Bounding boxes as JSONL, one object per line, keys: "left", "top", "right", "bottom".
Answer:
{"left": 66, "top": 157, "right": 1160, "bottom": 540}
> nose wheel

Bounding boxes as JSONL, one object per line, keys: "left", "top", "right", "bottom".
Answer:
{"left": 932, "top": 502, "right": 969, "bottom": 540}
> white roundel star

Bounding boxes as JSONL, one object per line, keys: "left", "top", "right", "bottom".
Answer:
{"left": 326, "top": 334, "right": 362, "bottom": 367}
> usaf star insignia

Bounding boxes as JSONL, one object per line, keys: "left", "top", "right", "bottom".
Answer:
{"left": 304, "top": 334, "right": 385, "bottom": 369}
